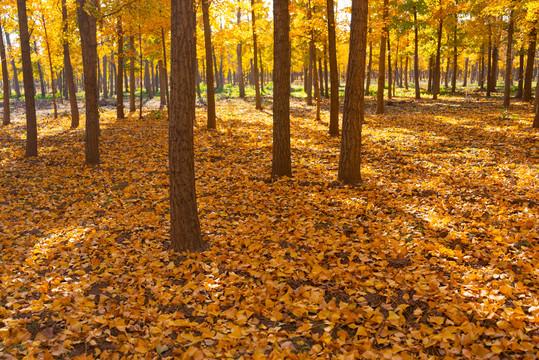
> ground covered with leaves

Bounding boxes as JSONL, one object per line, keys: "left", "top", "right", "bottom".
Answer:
{"left": 1, "top": 95, "right": 538, "bottom": 359}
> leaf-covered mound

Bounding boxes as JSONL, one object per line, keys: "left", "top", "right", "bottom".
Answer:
{"left": 1, "top": 97, "right": 538, "bottom": 359}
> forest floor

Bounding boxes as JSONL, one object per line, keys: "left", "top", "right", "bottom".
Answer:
{"left": 1, "top": 94, "right": 538, "bottom": 359}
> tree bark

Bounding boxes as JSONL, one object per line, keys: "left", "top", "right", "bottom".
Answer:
{"left": 77, "top": 0, "right": 100, "bottom": 164}
{"left": 169, "top": 0, "right": 204, "bottom": 252}
{"left": 103, "top": 54, "right": 108, "bottom": 99}
{"left": 433, "top": 14, "right": 443, "bottom": 100}
{"left": 523, "top": 26, "right": 537, "bottom": 102}
{"left": 139, "top": 28, "right": 143, "bottom": 119}
{"left": 129, "top": 35, "right": 136, "bottom": 112}
{"left": 272, "top": 0, "right": 291, "bottom": 178}
{"left": 202, "top": 0, "right": 216, "bottom": 128}
{"left": 0, "top": 26, "right": 11, "bottom": 125}
{"left": 116, "top": 17, "right": 124, "bottom": 119}
{"left": 159, "top": 60, "right": 166, "bottom": 108}
{"left": 414, "top": 4, "right": 420, "bottom": 99}
{"left": 387, "top": 37, "right": 392, "bottom": 100}
{"left": 237, "top": 6, "right": 245, "bottom": 98}
{"left": 338, "top": 0, "right": 367, "bottom": 184}
{"left": 62, "top": 0, "right": 80, "bottom": 127}
{"left": 17, "top": 0, "right": 37, "bottom": 156}
{"left": 504, "top": 4, "right": 514, "bottom": 108}
{"left": 327, "top": 0, "right": 339, "bottom": 135}
{"left": 376, "top": 0, "right": 388, "bottom": 113}
{"left": 463, "top": 57, "right": 468, "bottom": 87}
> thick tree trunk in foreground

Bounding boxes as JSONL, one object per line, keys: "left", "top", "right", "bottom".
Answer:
{"left": 272, "top": 0, "right": 291, "bottom": 178}
{"left": 169, "top": 0, "right": 204, "bottom": 252}
{"left": 202, "top": 0, "right": 216, "bottom": 129}
{"left": 338, "top": 0, "right": 368, "bottom": 184}
{"left": 504, "top": 6, "right": 514, "bottom": 108}
{"left": 0, "top": 25, "right": 10, "bottom": 125}
{"left": 17, "top": 0, "right": 37, "bottom": 157}
{"left": 327, "top": 0, "right": 339, "bottom": 135}
{"left": 116, "top": 18, "right": 124, "bottom": 119}
{"left": 62, "top": 0, "right": 80, "bottom": 128}
{"left": 77, "top": 0, "right": 100, "bottom": 164}
{"left": 376, "top": 0, "right": 388, "bottom": 113}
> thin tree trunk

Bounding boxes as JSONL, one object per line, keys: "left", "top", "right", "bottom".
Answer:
{"left": 42, "top": 16, "right": 57, "bottom": 121}
{"left": 307, "top": 1, "right": 314, "bottom": 106}
{"left": 116, "top": 17, "right": 124, "bottom": 119}
{"left": 414, "top": 4, "right": 420, "bottom": 99}
{"left": 195, "top": 60, "right": 202, "bottom": 101}
{"left": 34, "top": 41, "right": 45, "bottom": 98}
{"left": 4, "top": 33, "right": 20, "bottom": 99}
{"left": 327, "top": 0, "right": 339, "bottom": 134}
{"left": 338, "top": 0, "right": 367, "bottom": 184}
{"left": 463, "top": 57, "right": 468, "bottom": 87}
{"left": 159, "top": 60, "right": 166, "bottom": 108}
{"left": 387, "top": 37, "right": 392, "bottom": 100}
{"left": 17, "top": 0, "right": 37, "bottom": 156}
{"left": 313, "top": 35, "right": 320, "bottom": 121}
{"left": 0, "top": 26, "right": 11, "bottom": 125}
{"left": 376, "top": 0, "right": 388, "bottom": 113}
{"left": 251, "top": 0, "right": 261, "bottom": 109}
{"left": 103, "top": 54, "right": 108, "bottom": 98}
{"left": 139, "top": 27, "right": 143, "bottom": 119}
{"left": 433, "top": 16, "right": 443, "bottom": 100}
{"left": 523, "top": 26, "right": 537, "bottom": 102}
{"left": 202, "top": 0, "right": 216, "bottom": 128}
{"left": 62, "top": 0, "right": 80, "bottom": 127}
{"left": 77, "top": 0, "right": 99, "bottom": 164}
{"left": 323, "top": 45, "right": 329, "bottom": 98}
{"left": 130, "top": 35, "right": 136, "bottom": 112}
{"left": 272, "top": 0, "right": 291, "bottom": 177}
{"left": 504, "top": 4, "right": 514, "bottom": 108}
{"left": 404, "top": 56, "right": 408, "bottom": 89}
{"left": 516, "top": 51, "right": 524, "bottom": 98}
{"left": 365, "top": 39, "right": 372, "bottom": 95}
{"left": 451, "top": 24, "right": 458, "bottom": 93}
{"left": 169, "top": 0, "right": 204, "bottom": 252}
{"left": 237, "top": 6, "right": 245, "bottom": 98}
{"left": 161, "top": 28, "right": 170, "bottom": 111}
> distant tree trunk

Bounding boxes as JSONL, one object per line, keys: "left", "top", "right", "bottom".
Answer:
{"left": 504, "top": 5, "right": 514, "bottom": 108}
{"left": 161, "top": 28, "right": 170, "bottom": 110}
{"left": 323, "top": 45, "right": 329, "bottom": 98}
{"left": 196, "top": 60, "right": 202, "bottom": 101}
{"left": 272, "top": 0, "right": 291, "bottom": 178}
{"left": 523, "top": 26, "right": 537, "bottom": 102}
{"left": 34, "top": 41, "right": 45, "bottom": 98}
{"left": 338, "top": 0, "right": 367, "bottom": 184}
{"left": 463, "top": 57, "right": 468, "bottom": 87}
{"left": 103, "top": 54, "right": 108, "bottom": 99}
{"left": 129, "top": 36, "right": 136, "bottom": 112}
{"left": 144, "top": 60, "right": 152, "bottom": 99}
{"left": 259, "top": 50, "right": 265, "bottom": 92}
{"left": 116, "top": 18, "right": 124, "bottom": 119}
{"left": 237, "top": 6, "right": 245, "bottom": 98}
{"left": 365, "top": 39, "right": 372, "bottom": 95}
{"left": 327, "top": 0, "right": 339, "bottom": 135}
{"left": 376, "top": 0, "right": 388, "bottom": 113}
{"left": 159, "top": 60, "right": 166, "bottom": 108}
{"left": 41, "top": 15, "right": 58, "bottom": 119}
{"left": 77, "top": 0, "right": 100, "bottom": 164}
{"left": 404, "top": 56, "right": 408, "bottom": 89}
{"left": 313, "top": 37, "right": 320, "bottom": 121}
{"left": 139, "top": 28, "right": 143, "bottom": 119}
{"left": 534, "top": 92, "right": 539, "bottom": 128}
{"left": 479, "top": 50, "right": 485, "bottom": 90}
{"left": 212, "top": 51, "right": 219, "bottom": 90}
{"left": 4, "top": 33, "right": 20, "bottom": 99}
{"left": 427, "top": 56, "right": 433, "bottom": 93}
{"left": 169, "top": 0, "right": 204, "bottom": 252}
{"left": 414, "top": 4, "right": 420, "bottom": 99}
{"left": 250, "top": 0, "right": 261, "bottom": 108}
{"left": 387, "top": 37, "right": 392, "bottom": 100}
{"left": 433, "top": 16, "right": 443, "bottom": 100}
{"left": 17, "top": 0, "right": 37, "bottom": 156}
{"left": 516, "top": 51, "right": 524, "bottom": 98}
{"left": 0, "top": 25, "right": 11, "bottom": 125}
{"left": 202, "top": 0, "right": 216, "bottom": 128}
{"left": 318, "top": 58, "right": 324, "bottom": 97}
{"left": 444, "top": 56, "right": 450, "bottom": 89}
{"left": 62, "top": 0, "right": 80, "bottom": 127}
{"left": 451, "top": 25, "right": 458, "bottom": 93}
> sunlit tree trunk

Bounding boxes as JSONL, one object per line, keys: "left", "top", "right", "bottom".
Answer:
{"left": 504, "top": 5, "right": 514, "bottom": 108}
{"left": 169, "top": 0, "right": 204, "bottom": 252}
{"left": 365, "top": 38, "right": 372, "bottom": 96}
{"left": 236, "top": 6, "right": 245, "bottom": 98}
{"left": 327, "top": 0, "right": 339, "bottom": 135}
{"left": 272, "top": 0, "right": 291, "bottom": 178}
{"left": 376, "top": 0, "right": 388, "bottom": 113}
{"left": 0, "top": 25, "right": 11, "bottom": 125}
{"left": 202, "top": 0, "right": 216, "bottom": 128}
{"left": 463, "top": 57, "right": 468, "bottom": 87}
{"left": 62, "top": 0, "right": 80, "bottom": 127}
{"left": 129, "top": 35, "right": 136, "bottom": 112}
{"left": 34, "top": 41, "right": 45, "bottom": 98}
{"left": 387, "top": 37, "right": 392, "bottom": 100}
{"left": 161, "top": 28, "right": 170, "bottom": 110}
{"left": 433, "top": 13, "right": 443, "bottom": 100}
{"left": 523, "top": 26, "right": 537, "bottom": 102}
{"left": 414, "top": 4, "right": 420, "bottom": 99}
{"left": 116, "top": 17, "right": 124, "bottom": 119}
{"left": 516, "top": 51, "right": 524, "bottom": 98}
{"left": 77, "top": 0, "right": 100, "bottom": 164}
{"left": 451, "top": 24, "right": 458, "bottom": 93}
{"left": 251, "top": 0, "right": 261, "bottom": 109}
{"left": 338, "top": 0, "right": 367, "bottom": 184}
{"left": 4, "top": 33, "right": 20, "bottom": 99}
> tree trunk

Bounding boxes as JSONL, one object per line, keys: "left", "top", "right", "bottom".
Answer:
{"left": 387, "top": 37, "right": 392, "bottom": 100}
{"left": 62, "top": 0, "right": 80, "bottom": 127}
{"left": 103, "top": 54, "right": 108, "bottom": 99}
{"left": 34, "top": 41, "right": 45, "bottom": 98}
{"left": 365, "top": 38, "right": 372, "bottom": 96}
{"left": 433, "top": 16, "right": 443, "bottom": 100}
{"left": 414, "top": 4, "right": 420, "bottom": 99}
{"left": 17, "top": 0, "right": 37, "bottom": 156}
{"left": 327, "top": 0, "right": 339, "bottom": 135}
{"left": 272, "top": 0, "right": 291, "bottom": 178}
{"left": 237, "top": 6, "right": 245, "bottom": 98}
{"left": 5, "top": 33, "right": 20, "bottom": 99}
{"left": 169, "top": 0, "right": 204, "bottom": 252}
{"left": 463, "top": 57, "right": 468, "bottom": 87}
{"left": 250, "top": 0, "right": 262, "bottom": 109}
{"left": 338, "top": 0, "right": 367, "bottom": 184}
{"left": 144, "top": 60, "right": 152, "bottom": 99}
{"left": 523, "top": 26, "right": 537, "bottom": 102}
{"left": 313, "top": 35, "right": 320, "bottom": 121}
{"left": 516, "top": 51, "right": 524, "bottom": 98}
{"left": 0, "top": 26, "right": 11, "bottom": 125}
{"left": 159, "top": 60, "right": 166, "bottom": 108}
{"left": 139, "top": 28, "right": 143, "bottom": 119}
{"left": 116, "top": 17, "right": 124, "bottom": 119}
{"left": 196, "top": 60, "right": 202, "bottom": 101}
{"left": 42, "top": 15, "right": 58, "bottom": 119}
{"left": 404, "top": 56, "right": 408, "bottom": 89}
{"left": 451, "top": 25, "right": 458, "bottom": 93}
{"left": 376, "top": 0, "right": 388, "bottom": 113}
{"left": 77, "top": 0, "right": 100, "bottom": 164}
{"left": 427, "top": 55, "right": 433, "bottom": 93}
{"left": 323, "top": 45, "right": 329, "bottom": 98}
{"left": 160, "top": 28, "right": 170, "bottom": 111}
{"left": 129, "top": 36, "right": 136, "bottom": 112}
{"left": 504, "top": 5, "right": 514, "bottom": 108}
{"left": 202, "top": 0, "right": 216, "bottom": 128}
{"left": 479, "top": 50, "right": 485, "bottom": 90}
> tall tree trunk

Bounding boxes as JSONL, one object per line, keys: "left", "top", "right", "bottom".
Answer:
{"left": 463, "top": 57, "right": 468, "bottom": 87}
{"left": 116, "top": 17, "right": 124, "bottom": 119}
{"left": 34, "top": 41, "right": 45, "bottom": 98}
{"left": 504, "top": 4, "right": 514, "bottom": 108}
{"left": 433, "top": 16, "right": 443, "bottom": 100}
{"left": 62, "top": 0, "right": 80, "bottom": 127}
{"left": 427, "top": 55, "right": 433, "bottom": 93}
{"left": 144, "top": 60, "right": 152, "bottom": 98}
{"left": 161, "top": 28, "right": 170, "bottom": 111}
{"left": 376, "top": 0, "right": 388, "bottom": 113}
{"left": 338, "top": 0, "right": 367, "bottom": 184}
{"left": 365, "top": 39, "right": 372, "bottom": 95}
{"left": 404, "top": 56, "right": 408, "bottom": 89}
{"left": 523, "top": 26, "right": 537, "bottom": 102}
{"left": 42, "top": 15, "right": 58, "bottom": 118}
{"left": 139, "top": 28, "right": 143, "bottom": 119}
{"left": 307, "top": 2, "right": 314, "bottom": 106}
{"left": 129, "top": 36, "right": 136, "bottom": 112}
{"left": 103, "top": 54, "right": 108, "bottom": 99}
{"left": 5, "top": 33, "right": 20, "bottom": 99}
{"left": 237, "top": 6, "right": 245, "bottom": 98}
{"left": 516, "top": 51, "right": 524, "bottom": 98}
{"left": 272, "top": 0, "right": 291, "bottom": 177}
{"left": 169, "top": 0, "right": 204, "bottom": 252}
{"left": 479, "top": 50, "right": 485, "bottom": 90}
{"left": 313, "top": 35, "right": 320, "bottom": 121}
{"left": 17, "top": 0, "right": 37, "bottom": 156}
{"left": 251, "top": 0, "right": 262, "bottom": 109}
{"left": 327, "top": 0, "right": 339, "bottom": 135}
{"left": 196, "top": 60, "right": 203, "bottom": 101}
{"left": 451, "top": 25, "right": 458, "bottom": 93}
{"left": 323, "top": 45, "right": 329, "bottom": 98}
{"left": 414, "top": 4, "right": 420, "bottom": 99}
{"left": 0, "top": 26, "right": 11, "bottom": 125}
{"left": 387, "top": 37, "right": 392, "bottom": 99}
{"left": 77, "top": 0, "right": 100, "bottom": 164}
{"left": 159, "top": 60, "right": 166, "bottom": 108}
{"left": 202, "top": 0, "right": 216, "bottom": 128}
